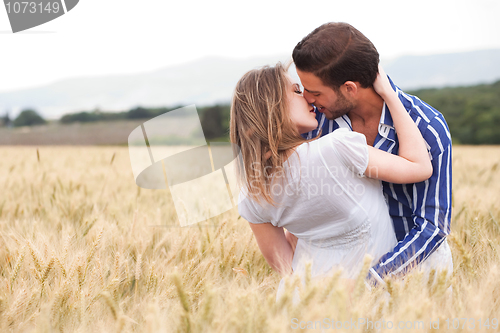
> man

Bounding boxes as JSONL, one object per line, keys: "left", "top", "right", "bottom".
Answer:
{"left": 292, "top": 22, "right": 453, "bottom": 286}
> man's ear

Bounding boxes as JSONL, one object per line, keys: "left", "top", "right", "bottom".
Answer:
{"left": 342, "top": 81, "right": 358, "bottom": 97}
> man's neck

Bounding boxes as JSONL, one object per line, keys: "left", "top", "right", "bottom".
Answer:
{"left": 348, "top": 88, "right": 384, "bottom": 125}
{"left": 348, "top": 88, "right": 385, "bottom": 146}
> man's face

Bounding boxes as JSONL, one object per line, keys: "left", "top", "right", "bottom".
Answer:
{"left": 296, "top": 69, "right": 355, "bottom": 120}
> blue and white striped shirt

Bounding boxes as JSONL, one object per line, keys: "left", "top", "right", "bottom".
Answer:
{"left": 303, "top": 76, "right": 452, "bottom": 284}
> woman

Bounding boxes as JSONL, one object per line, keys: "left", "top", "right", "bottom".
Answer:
{"left": 230, "top": 63, "right": 432, "bottom": 299}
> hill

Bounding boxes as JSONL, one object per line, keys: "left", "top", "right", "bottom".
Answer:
{"left": 1, "top": 49, "right": 500, "bottom": 119}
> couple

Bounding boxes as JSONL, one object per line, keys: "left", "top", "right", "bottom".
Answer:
{"left": 230, "top": 22, "right": 453, "bottom": 300}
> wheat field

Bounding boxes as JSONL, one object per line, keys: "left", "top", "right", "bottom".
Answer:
{"left": 0, "top": 145, "right": 499, "bottom": 332}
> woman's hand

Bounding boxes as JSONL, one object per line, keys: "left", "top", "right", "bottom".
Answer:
{"left": 365, "top": 65, "right": 433, "bottom": 184}
{"left": 373, "top": 65, "right": 395, "bottom": 100}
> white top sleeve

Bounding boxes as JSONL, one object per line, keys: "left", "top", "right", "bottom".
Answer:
{"left": 237, "top": 189, "right": 268, "bottom": 224}
{"left": 325, "top": 128, "right": 369, "bottom": 177}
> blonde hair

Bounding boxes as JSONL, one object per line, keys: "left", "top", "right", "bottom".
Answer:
{"left": 230, "top": 62, "right": 318, "bottom": 206}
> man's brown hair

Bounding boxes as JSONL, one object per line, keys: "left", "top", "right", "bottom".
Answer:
{"left": 292, "top": 22, "right": 379, "bottom": 90}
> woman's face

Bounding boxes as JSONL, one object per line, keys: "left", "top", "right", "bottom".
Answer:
{"left": 286, "top": 75, "right": 318, "bottom": 134}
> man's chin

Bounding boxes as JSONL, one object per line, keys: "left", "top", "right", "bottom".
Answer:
{"left": 324, "top": 109, "right": 348, "bottom": 120}
{"left": 324, "top": 111, "right": 347, "bottom": 120}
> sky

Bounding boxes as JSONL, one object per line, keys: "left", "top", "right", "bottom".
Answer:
{"left": 1, "top": 0, "right": 499, "bottom": 93}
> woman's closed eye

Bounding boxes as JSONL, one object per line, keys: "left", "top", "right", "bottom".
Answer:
{"left": 293, "top": 83, "right": 303, "bottom": 95}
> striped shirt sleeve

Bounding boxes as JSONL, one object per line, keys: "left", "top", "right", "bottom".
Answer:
{"left": 368, "top": 114, "right": 452, "bottom": 284}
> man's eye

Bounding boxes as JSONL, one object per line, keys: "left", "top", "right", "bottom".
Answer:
{"left": 313, "top": 94, "right": 320, "bottom": 97}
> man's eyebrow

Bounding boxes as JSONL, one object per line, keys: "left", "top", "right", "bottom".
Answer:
{"left": 304, "top": 87, "right": 320, "bottom": 94}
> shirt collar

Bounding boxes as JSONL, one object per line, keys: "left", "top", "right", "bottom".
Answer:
{"left": 378, "top": 102, "right": 396, "bottom": 142}
{"left": 377, "top": 75, "right": 398, "bottom": 141}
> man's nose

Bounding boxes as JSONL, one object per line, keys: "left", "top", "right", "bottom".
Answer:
{"left": 303, "top": 91, "right": 315, "bottom": 104}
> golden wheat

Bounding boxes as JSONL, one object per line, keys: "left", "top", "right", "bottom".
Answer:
{"left": 0, "top": 145, "right": 498, "bottom": 332}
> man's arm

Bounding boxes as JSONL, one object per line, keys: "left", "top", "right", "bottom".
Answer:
{"left": 368, "top": 116, "right": 452, "bottom": 285}
{"left": 367, "top": 216, "right": 448, "bottom": 284}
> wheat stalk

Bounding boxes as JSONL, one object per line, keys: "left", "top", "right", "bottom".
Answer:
{"left": 27, "top": 242, "right": 44, "bottom": 273}
{"left": 99, "top": 291, "right": 118, "bottom": 320}
{"left": 86, "top": 228, "right": 103, "bottom": 264}
{"left": 10, "top": 246, "right": 26, "bottom": 286}
{"left": 353, "top": 254, "right": 373, "bottom": 301}
{"left": 172, "top": 271, "right": 191, "bottom": 332}
{"left": 135, "top": 253, "right": 143, "bottom": 281}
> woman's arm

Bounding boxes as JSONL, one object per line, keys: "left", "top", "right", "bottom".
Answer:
{"left": 364, "top": 66, "right": 433, "bottom": 184}
{"left": 248, "top": 222, "right": 294, "bottom": 276}
{"left": 284, "top": 229, "right": 298, "bottom": 253}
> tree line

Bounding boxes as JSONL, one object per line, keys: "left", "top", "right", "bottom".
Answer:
{"left": 2, "top": 79, "right": 500, "bottom": 144}
{"left": 1, "top": 105, "right": 231, "bottom": 141}
{"left": 409, "top": 80, "right": 500, "bottom": 144}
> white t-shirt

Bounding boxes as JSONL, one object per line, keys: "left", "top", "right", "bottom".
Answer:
{"left": 238, "top": 128, "right": 397, "bottom": 279}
